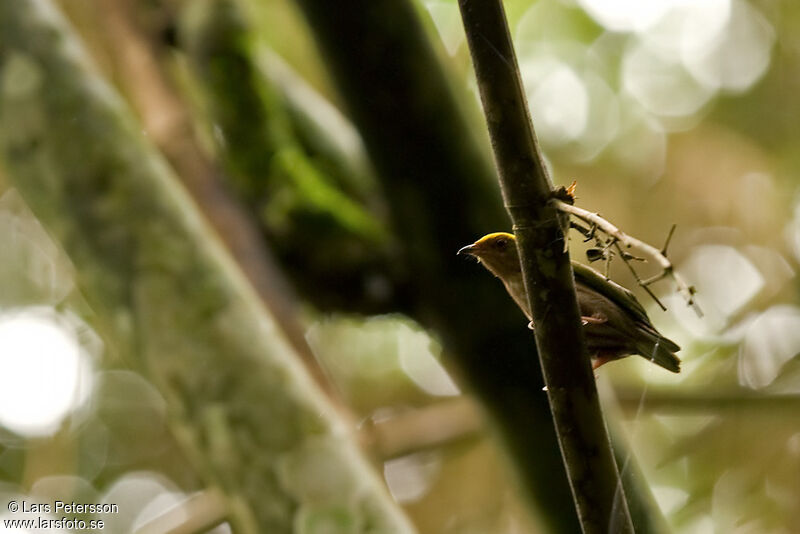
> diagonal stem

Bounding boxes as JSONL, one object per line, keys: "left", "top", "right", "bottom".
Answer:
{"left": 456, "top": 1, "right": 635, "bottom": 532}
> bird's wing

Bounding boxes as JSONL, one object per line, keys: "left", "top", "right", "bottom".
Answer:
{"left": 572, "top": 262, "right": 681, "bottom": 353}
{"left": 571, "top": 262, "right": 651, "bottom": 326}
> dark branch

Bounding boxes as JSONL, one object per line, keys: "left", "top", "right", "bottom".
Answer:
{"left": 457, "top": 1, "right": 635, "bottom": 532}
{"left": 290, "top": 1, "right": 582, "bottom": 530}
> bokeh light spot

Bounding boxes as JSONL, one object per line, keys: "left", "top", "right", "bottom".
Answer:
{"left": 671, "top": 245, "right": 763, "bottom": 337}
{"left": 527, "top": 63, "right": 589, "bottom": 147}
{"left": 577, "top": 0, "right": 672, "bottom": 32}
{"left": 383, "top": 452, "right": 441, "bottom": 503}
{"left": 640, "top": 0, "right": 731, "bottom": 62}
{"left": 623, "top": 40, "right": 715, "bottom": 118}
{"left": 424, "top": 1, "right": 465, "bottom": 56}
{"left": 100, "top": 472, "right": 181, "bottom": 533}
{"left": 0, "top": 309, "right": 93, "bottom": 437}
{"left": 397, "top": 323, "right": 459, "bottom": 397}
{"left": 683, "top": 0, "right": 774, "bottom": 92}
{"left": 739, "top": 306, "right": 800, "bottom": 389}
{"left": 651, "top": 485, "right": 689, "bottom": 516}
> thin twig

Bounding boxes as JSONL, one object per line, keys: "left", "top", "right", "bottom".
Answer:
{"left": 661, "top": 223, "right": 677, "bottom": 256}
{"left": 614, "top": 241, "right": 666, "bottom": 311}
{"left": 553, "top": 199, "right": 702, "bottom": 316}
{"left": 569, "top": 220, "right": 593, "bottom": 240}
{"left": 641, "top": 271, "right": 669, "bottom": 286}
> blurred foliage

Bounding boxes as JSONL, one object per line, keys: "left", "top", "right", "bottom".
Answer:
{"left": 278, "top": 1, "right": 591, "bottom": 531}
{"left": 179, "top": 0, "right": 396, "bottom": 313}
{"left": 0, "top": 189, "right": 203, "bottom": 530}
{"left": 0, "top": 1, "right": 413, "bottom": 532}
{"left": 2, "top": 0, "right": 800, "bottom": 532}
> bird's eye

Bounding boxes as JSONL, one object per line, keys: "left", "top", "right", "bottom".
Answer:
{"left": 495, "top": 238, "right": 507, "bottom": 249}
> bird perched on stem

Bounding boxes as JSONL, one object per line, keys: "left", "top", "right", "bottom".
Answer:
{"left": 458, "top": 232, "right": 680, "bottom": 372}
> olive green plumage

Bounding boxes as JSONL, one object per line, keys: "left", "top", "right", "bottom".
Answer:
{"left": 458, "top": 232, "right": 680, "bottom": 372}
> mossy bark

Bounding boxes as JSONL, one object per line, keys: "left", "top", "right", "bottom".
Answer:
{"left": 179, "top": 0, "right": 394, "bottom": 314}
{"left": 0, "top": 1, "right": 414, "bottom": 532}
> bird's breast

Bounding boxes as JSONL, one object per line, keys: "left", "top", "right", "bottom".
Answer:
{"left": 503, "top": 277, "right": 532, "bottom": 320}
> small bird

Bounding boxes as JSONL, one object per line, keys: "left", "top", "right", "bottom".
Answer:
{"left": 458, "top": 232, "right": 680, "bottom": 372}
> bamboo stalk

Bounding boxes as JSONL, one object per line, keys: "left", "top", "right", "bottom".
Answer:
{"left": 456, "top": 1, "right": 635, "bottom": 532}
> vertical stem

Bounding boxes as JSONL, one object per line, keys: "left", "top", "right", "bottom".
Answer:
{"left": 289, "top": 1, "right": 581, "bottom": 531}
{"left": 456, "top": 1, "right": 635, "bottom": 533}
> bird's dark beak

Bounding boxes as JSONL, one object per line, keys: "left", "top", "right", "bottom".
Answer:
{"left": 457, "top": 243, "right": 476, "bottom": 256}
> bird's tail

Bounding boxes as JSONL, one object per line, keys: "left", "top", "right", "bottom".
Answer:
{"left": 635, "top": 327, "right": 681, "bottom": 373}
